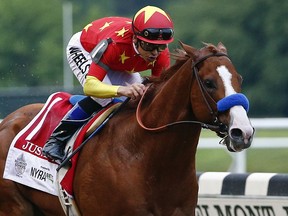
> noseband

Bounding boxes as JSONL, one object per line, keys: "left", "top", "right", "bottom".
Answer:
{"left": 136, "top": 52, "right": 233, "bottom": 135}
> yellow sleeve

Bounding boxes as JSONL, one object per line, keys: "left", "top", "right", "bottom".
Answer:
{"left": 83, "top": 76, "right": 120, "bottom": 98}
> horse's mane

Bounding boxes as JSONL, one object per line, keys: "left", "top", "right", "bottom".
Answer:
{"left": 146, "top": 42, "right": 228, "bottom": 84}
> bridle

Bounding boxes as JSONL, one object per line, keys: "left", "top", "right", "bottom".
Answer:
{"left": 136, "top": 52, "right": 230, "bottom": 136}
{"left": 192, "top": 53, "right": 229, "bottom": 136}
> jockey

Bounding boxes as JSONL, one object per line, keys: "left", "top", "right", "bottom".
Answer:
{"left": 42, "top": 5, "right": 174, "bottom": 161}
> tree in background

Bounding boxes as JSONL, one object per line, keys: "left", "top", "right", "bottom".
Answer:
{"left": 167, "top": 0, "right": 288, "bottom": 117}
{"left": 0, "top": 0, "right": 287, "bottom": 117}
{"left": 0, "top": 0, "right": 63, "bottom": 87}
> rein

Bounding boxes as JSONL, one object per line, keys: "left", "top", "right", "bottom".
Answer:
{"left": 136, "top": 53, "right": 229, "bottom": 133}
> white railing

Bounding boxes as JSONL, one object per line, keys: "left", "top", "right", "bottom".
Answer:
{"left": 198, "top": 118, "right": 288, "bottom": 173}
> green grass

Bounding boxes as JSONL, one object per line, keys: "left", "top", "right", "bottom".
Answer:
{"left": 196, "top": 148, "right": 288, "bottom": 173}
{"left": 200, "top": 129, "right": 288, "bottom": 138}
{"left": 253, "top": 129, "right": 288, "bottom": 137}
{"left": 196, "top": 129, "right": 288, "bottom": 173}
{"left": 246, "top": 148, "right": 288, "bottom": 173}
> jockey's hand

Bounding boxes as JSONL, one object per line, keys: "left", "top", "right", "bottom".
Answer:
{"left": 117, "top": 83, "right": 146, "bottom": 100}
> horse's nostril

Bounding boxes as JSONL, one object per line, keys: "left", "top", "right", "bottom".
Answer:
{"left": 230, "top": 128, "right": 243, "bottom": 139}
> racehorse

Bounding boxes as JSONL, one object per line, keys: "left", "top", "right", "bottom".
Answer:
{"left": 0, "top": 42, "right": 254, "bottom": 216}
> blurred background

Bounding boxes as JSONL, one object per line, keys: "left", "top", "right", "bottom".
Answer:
{"left": 0, "top": 0, "right": 287, "bottom": 172}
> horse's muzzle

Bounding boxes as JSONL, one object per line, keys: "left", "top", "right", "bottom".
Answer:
{"left": 225, "top": 127, "right": 255, "bottom": 152}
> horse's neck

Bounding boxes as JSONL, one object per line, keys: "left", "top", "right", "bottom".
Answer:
{"left": 144, "top": 65, "right": 195, "bottom": 127}
{"left": 135, "top": 63, "right": 201, "bottom": 171}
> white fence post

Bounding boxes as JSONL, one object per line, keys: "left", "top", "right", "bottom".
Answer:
{"left": 228, "top": 151, "right": 246, "bottom": 173}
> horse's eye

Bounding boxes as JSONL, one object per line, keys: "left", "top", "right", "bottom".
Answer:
{"left": 204, "top": 79, "right": 216, "bottom": 89}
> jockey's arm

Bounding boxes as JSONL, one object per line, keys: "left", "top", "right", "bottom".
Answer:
{"left": 84, "top": 76, "right": 146, "bottom": 100}
{"left": 83, "top": 76, "right": 120, "bottom": 98}
{"left": 84, "top": 61, "right": 120, "bottom": 98}
{"left": 84, "top": 60, "right": 146, "bottom": 99}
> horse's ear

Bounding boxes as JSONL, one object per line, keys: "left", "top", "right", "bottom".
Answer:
{"left": 179, "top": 41, "right": 198, "bottom": 58}
{"left": 217, "top": 42, "right": 227, "bottom": 54}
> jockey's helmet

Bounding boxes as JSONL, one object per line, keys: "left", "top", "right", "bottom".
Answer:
{"left": 132, "top": 6, "right": 174, "bottom": 44}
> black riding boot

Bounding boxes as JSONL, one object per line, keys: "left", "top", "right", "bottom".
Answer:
{"left": 42, "top": 97, "right": 102, "bottom": 161}
{"left": 42, "top": 118, "right": 88, "bottom": 161}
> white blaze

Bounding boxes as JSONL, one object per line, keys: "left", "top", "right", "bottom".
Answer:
{"left": 216, "top": 65, "right": 254, "bottom": 145}
{"left": 216, "top": 65, "right": 235, "bottom": 96}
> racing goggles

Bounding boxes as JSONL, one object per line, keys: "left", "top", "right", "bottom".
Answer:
{"left": 140, "top": 28, "right": 174, "bottom": 41}
{"left": 139, "top": 40, "right": 167, "bottom": 52}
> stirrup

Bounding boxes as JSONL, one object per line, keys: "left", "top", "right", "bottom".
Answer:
{"left": 45, "top": 149, "right": 69, "bottom": 164}
{"left": 45, "top": 152, "right": 65, "bottom": 163}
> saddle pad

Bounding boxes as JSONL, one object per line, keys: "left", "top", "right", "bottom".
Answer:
{"left": 3, "top": 92, "right": 72, "bottom": 196}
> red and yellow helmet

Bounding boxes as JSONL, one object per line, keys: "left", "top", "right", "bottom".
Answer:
{"left": 132, "top": 6, "right": 174, "bottom": 44}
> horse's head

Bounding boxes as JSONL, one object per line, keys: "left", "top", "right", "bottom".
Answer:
{"left": 180, "top": 42, "right": 254, "bottom": 152}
